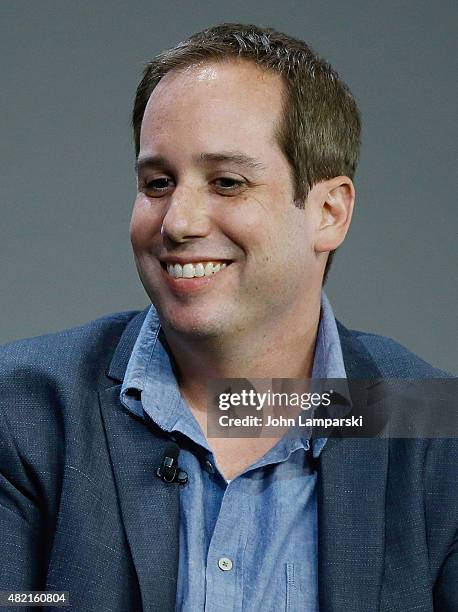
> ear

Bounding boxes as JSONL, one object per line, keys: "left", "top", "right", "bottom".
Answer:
{"left": 313, "top": 176, "right": 355, "bottom": 253}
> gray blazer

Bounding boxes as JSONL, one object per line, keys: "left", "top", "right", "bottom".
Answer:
{"left": 0, "top": 309, "right": 456, "bottom": 611}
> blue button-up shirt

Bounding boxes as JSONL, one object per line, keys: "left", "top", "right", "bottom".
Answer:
{"left": 121, "top": 293, "right": 347, "bottom": 611}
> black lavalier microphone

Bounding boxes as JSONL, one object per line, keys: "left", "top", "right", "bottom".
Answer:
{"left": 156, "top": 442, "right": 188, "bottom": 485}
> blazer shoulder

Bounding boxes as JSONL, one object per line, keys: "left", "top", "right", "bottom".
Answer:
{"left": 0, "top": 310, "right": 142, "bottom": 519}
{"left": 0, "top": 309, "right": 142, "bottom": 387}
{"left": 0, "top": 310, "right": 143, "bottom": 485}
{"left": 338, "top": 322, "right": 454, "bottom": 378}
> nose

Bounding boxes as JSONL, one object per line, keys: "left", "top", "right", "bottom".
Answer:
{"left": 161, "top": 184, "right": 211, "bottom": 243}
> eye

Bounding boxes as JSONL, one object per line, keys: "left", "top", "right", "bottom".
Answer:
{"left": 213, "top": 177, "right": 246, "bottom": 194}
{"left": 141, "top": 177, "right": 174, "bottom": 195}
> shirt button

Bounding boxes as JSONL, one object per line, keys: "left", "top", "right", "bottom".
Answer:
{"left": 218, "top": 557, "right": 233, "bottom": 571}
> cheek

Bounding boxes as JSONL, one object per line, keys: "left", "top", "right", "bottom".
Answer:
{"left": 214, "top": 202, "right": 270, "bottom": 252}
{"left": 129, "top": 198, "right": 161, "bottom": 249}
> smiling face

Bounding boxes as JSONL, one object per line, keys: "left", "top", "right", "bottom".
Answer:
{"left": 130, "top": 59, "right": 326, "bottom": 340}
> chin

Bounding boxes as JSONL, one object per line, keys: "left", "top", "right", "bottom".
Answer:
{"left": 158, "top": 306, "right": 229, "bottom": 340}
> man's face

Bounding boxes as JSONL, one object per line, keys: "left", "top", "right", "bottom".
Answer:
{"left": 131, "top": 59, "right": 323, "bottom": 339}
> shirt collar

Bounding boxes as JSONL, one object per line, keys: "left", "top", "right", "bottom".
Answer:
{"left": 312, "top": 292, "right": 346, "bottom": 379}
{"left": 121, "top": 291, "right": 348, "bottom": 456}
{"left": 120, "top": 308, "right": 180, "bottom": 421}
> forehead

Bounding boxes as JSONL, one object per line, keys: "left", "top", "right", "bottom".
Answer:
{"left": 139, "top": 59, "right": 286, "bottom": 156}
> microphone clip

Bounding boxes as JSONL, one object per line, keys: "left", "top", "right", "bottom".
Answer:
{"left": 156, "top": 443, "right": 188, "bottom": 485}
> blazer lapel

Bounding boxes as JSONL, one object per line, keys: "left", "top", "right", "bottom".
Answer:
{"left": 99, "top": 308, "right": 180, "bottom": 612}
{"left": 317, "top": 322, "right": 389, "bottom": 612}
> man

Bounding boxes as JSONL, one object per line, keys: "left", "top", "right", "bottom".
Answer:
{"left": 0, "top": 23, "right": 456, "bottom": 612}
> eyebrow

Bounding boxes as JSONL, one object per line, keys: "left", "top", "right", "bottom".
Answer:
{"left": 135, "top": 151, "right": 267, "bottom": 173}
{"left": 198, "top": 152, "right": 267, "bottom": 171}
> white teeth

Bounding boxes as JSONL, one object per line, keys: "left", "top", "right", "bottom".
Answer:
{"left": 194, "top": 263, "right": 205, "bottom": 277}
{"left": 182, "top": 263, "right": 195, "bottom": 278}
{"left": 165, "top": 261, "right": 229, "bottom": 278}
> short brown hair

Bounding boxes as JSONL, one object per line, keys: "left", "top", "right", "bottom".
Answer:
{"left": 132, "top": 23, "right": 361, "bottom": 283}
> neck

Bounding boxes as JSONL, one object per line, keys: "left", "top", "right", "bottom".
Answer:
{"left": 162, "top": 292, "right": 322, "bottom": 412}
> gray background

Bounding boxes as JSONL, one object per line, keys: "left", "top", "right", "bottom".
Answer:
{"left": 1, "top": 1, "right": 456, "bottom": 372}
